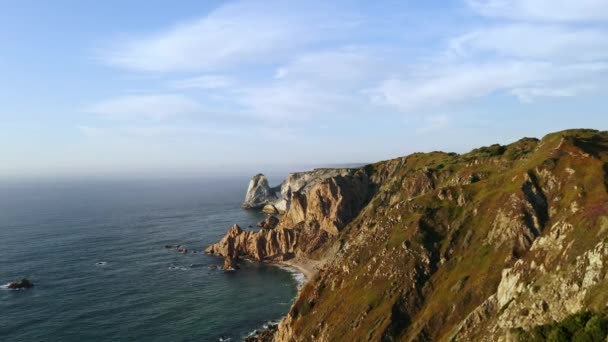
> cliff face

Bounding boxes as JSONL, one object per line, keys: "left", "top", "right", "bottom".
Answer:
{"left": 207, "top": 169, "right": 375, "bottom": 263}
{"left": 241, "top": 168, "right": 357, "bottom": 214}
{"left": 242, "top": 174, "right": 278, "bottom": 209}
{"left": 210, "top": 129, "right": 608, "bottom": 342}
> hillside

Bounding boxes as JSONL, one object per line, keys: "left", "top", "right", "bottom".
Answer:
{"left": 207, "top": 129, "right": 608, "bottom": 341}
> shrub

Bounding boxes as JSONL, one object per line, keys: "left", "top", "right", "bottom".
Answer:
{"left": 515, "top": 311, "right": 608, "bottom": 342}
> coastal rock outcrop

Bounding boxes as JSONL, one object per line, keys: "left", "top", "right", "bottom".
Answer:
{"left": 242, "top": 168, "right": 358, "bottom": 214}
{"left": 242, "top": 174, "right": 278, "bottom": 209}
{"left": 208, "top": 169, "right": 374, "bottom": 267}
{"left": 7, "top": 278, "right": 34, "bottom": 290}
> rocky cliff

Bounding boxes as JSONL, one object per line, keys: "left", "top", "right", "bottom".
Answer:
{"left": 207, "top": 169, "right": 375, "bottom": 264}
{"left": 242, "top": 174, "right": 278, "bottom": 209}
{"left": 210, "top": 129, "right": 608, "bottom": 341}
{"left": 241, "top": 168, "right": 357, "bottom": 214}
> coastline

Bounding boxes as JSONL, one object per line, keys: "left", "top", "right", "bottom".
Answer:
{"left": 243, "top": 257, "right": 319, "bottom": 341}
{"left": 278, "top": 257, "right": 317, "bottom": 281}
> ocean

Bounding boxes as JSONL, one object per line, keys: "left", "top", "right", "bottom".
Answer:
{"left": 0, "top": 177, "right": 299, "bottom": 341}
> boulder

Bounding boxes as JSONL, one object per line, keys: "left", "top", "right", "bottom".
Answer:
{"left": 262, "top": 204, "right": 279, "bottom": 214}
{"left": 7, "top": 278, "right": 34, "bottom": 290}
{"left": 223, "top": 256, "right": 239, "bottom": 271}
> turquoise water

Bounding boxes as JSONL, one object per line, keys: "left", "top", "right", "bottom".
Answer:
{"left": 0, "top": 178, "right": 298, "bottom": 341}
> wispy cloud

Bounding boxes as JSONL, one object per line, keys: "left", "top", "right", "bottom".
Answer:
{"left": 449, "top": 24, "right": 608, "bottom": 61}
{"left": 98, "top": 1, "right": 359, "bottom": 72}
{"left": 274, "top": 48, "right": 384, "bottom": 85}
{"left": 371, "top": 62, "right": 544, "bottom": 112}
{"left": 79, "top": 123, "right": 298, "bottom": 142}
{"left": 466, "top": 0, "right": 608, "bottom": 22}
{"left": 92, "top": 0, "right": 608, "bottom": 126}
{"left": 85, "top": 94, "right": 203, "bottom": 120}
{"left": 168, "top": 75, "right": 234, "bottom": 89}
{"left": 237, "top": 82, "right": 359, "bottom": 121}
{"left": 510, "top": 84, "right": 595, "bottom": 103}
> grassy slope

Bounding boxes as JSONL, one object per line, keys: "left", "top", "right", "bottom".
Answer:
{"left": 284, "top": 129, "right": 608, "bottom": 341}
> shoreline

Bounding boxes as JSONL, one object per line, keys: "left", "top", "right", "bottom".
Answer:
{"left": 243, "top": 257, "right": 320, "bottom": 341}
{"left": 278, "top": 257, "right": 315, "bottom": 281}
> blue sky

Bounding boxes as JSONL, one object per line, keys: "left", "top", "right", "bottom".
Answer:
{"left": 1, "top": 0, "right": 607, "bottom": 179}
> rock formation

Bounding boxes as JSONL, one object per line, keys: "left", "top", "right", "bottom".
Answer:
{"left": 242, "top": 174, "right": 278, "bottom": 209}
{"left": 257, "top": 216, "right": 279, "bottom": 229}
{"left": 207, "top": 169, "right": 374, "bottom": 265}
{"left": 7, "top": 278, "right": 34, "bottom": 290}
{"left": 242, "top": 168, "right": 358, "bottom": 214}
{"left": 211, "top": 129, "right": 608, "bottom": 341}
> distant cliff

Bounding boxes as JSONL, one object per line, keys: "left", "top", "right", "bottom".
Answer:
{"left": 241, "top": 168, "right": 357, "bottom": 214}
{"left": 209, "top": 129, "right": 608, "bottom": 341}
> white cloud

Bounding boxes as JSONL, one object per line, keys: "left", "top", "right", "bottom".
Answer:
{"left": 510, "top": 84, "right": 595, "bottom": 103}
{"left": 79, "top": 123, "right": 297, "bottom": 142}
{"left": 168, "top": 75, "right": 234, "bottom": 89}
{"left": 274, "top": 48, "right": 384, "bottom": 85}
{"left": 98, "top": 1, "right": 357, "bottom": 72}
{"left": 371, "top": 59, "right": 608, "bottom": 113}
{"left": 450, "top": 24, "right": 608, "bottom": 61}
{"left": 466, "top": 0, "right": 608, "bottom": 22}
{"left": 92, "top": 0, "right": 608, "bottom": 126}
{"left": 371, "top": 62, "right": 546, "bottom": 112}
{"left": 238, "top": 82, "right": 359, "bottom": 121}
{"left": 85, "top": 94, "right": 203, "bottom": 120}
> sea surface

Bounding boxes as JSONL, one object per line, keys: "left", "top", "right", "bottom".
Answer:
{"left": 0, "top": 177, "right": 299, "bottom": 341}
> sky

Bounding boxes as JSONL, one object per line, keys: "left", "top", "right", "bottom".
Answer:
{"left": 1, "top": 0, "right": 607, "bottom": 180}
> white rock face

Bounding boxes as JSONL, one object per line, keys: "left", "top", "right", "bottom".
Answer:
{"left": 242, "top": 174, "right": 277, "bottom": 209}
{"left": 278, "top": 168, "right": 355, "bottom": 211}
{"left": 242, "top": 168, "right": 356, "bottom": 213}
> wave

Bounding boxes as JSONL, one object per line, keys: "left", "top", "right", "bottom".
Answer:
{"left": 168, "top": 264, "right": 189, "bottom": 271}
{"left": 0, "top": 283, "right": 31, "bottom": 291}
{"left": 275, "top": 265, "right": 306, "bottom": 289}
{"left": 244, "top": 319, "right": 281, "bottom": 340}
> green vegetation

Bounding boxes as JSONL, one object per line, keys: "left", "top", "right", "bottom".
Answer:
{"left": 283, "top": 129, "right": 608, "bottom": 341}
{"left": 513, "top": 312, "right": 608, "bottom": 342}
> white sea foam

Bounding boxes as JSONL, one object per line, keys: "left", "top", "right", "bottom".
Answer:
{"left": 276, "top": 265, "right": 306, "bottom": 289}
{"left": 0, "top": 283, "right": 30, "bottom": 291}
{"left": 244, "top": 319, "right": 281, "bottom": 340}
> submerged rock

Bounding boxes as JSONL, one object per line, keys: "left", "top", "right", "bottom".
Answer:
{"left": 7, "top": 278, "right": 34, "bottom": 290}
{"left": 244, "top": 324, "right": 278, "bottom": 341}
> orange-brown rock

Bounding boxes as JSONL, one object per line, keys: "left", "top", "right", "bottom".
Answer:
{"left": 206, "top": 170, "right": 374, "bottom": 264}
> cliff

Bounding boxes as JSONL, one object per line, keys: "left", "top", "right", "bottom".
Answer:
{"left": 241, "top": 168, "right": 357, "bottom": 214}
{"left": 206, "top": 169, "right": 375, "bottom": 263}
{"left": 209, "top": 129, "right": 608, "bottom": 341}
